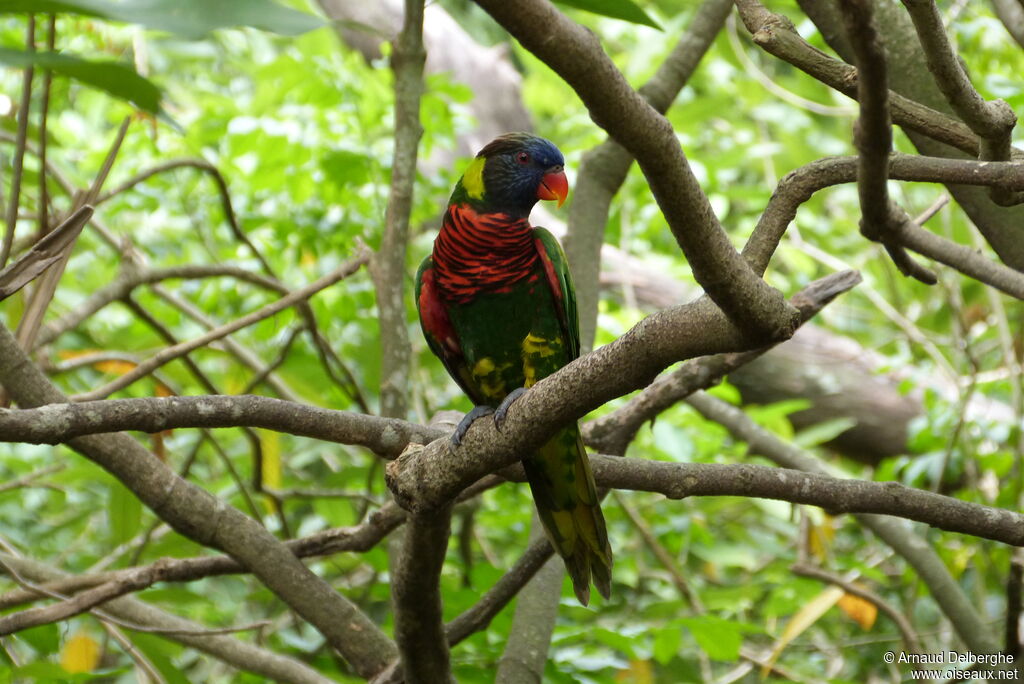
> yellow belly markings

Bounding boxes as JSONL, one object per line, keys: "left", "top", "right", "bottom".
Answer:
{"left": 522, "top": 333, "right": 562, "bottom": 388}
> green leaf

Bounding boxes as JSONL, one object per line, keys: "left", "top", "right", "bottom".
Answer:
{"left": 0, "top": 49, "right": 162, "bottom": 114}
{"left": 109, "top": 481, "right": 142, "bottom": 547}
{"left": 652, "top": 626, "right": 681, "bottom": 665}
{"left": 0, "top": 0, "right": 324, "bottom": 39}
{"left": 794, "top": 417, "right": 858, "bottom": 448}
{"left": 679, "top": 615, "right": 757, "bottom": 662}
{"left": 553, "top": 0, "right": 660, "bottom": 29}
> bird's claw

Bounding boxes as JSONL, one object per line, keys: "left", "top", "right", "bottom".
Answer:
{"left": 451, "top": 405, "right": 495, "bottom": 447}
{"left": 493, "top": 387, "right": 528, "bottom": 432}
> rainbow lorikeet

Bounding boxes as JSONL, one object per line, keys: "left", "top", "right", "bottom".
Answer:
{"left": 415, "top": 133, "right": 612, "bottom": 604}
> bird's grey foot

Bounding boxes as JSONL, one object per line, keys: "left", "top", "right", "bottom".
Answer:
{"left": 451, "top": 405, "right": 495, "bottom": 447}
{"left": 493, "top": 387, "right": 528, "bottom": 432}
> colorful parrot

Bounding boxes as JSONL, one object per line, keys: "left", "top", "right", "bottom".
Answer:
{"left": 416, "top": 133, "right": 612, "bottom": 605}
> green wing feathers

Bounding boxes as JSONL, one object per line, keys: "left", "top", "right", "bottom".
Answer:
{"left": 522, "top": 425, "right": 612, "bottom": 605}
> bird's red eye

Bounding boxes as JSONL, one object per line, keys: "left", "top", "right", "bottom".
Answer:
{"left": 516, "top": 151, "right": 530, "bottom": 165}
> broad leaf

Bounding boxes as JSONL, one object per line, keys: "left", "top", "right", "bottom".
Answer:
{"left": 554, "top": 0, "right": 660, "bottom": 29}
{"left": 0, "top": 49, "right": 162, "bottom": 114}
{"left": 0, "top": 0, "right": 324, "bottom": 39}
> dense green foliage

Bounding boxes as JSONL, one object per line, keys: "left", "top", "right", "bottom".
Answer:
{"left": 0, "top": 1, "right": 1022, "bottom": 681}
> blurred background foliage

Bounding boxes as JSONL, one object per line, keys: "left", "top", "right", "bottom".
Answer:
{"left": 0, "top": 0, "right": 1021, "bottom": 681}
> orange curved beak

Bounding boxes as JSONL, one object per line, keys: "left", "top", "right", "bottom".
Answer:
{"left": 537, "top": 168, "right": 569, "bottom": 208}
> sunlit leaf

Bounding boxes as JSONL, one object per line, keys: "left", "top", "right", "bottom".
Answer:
{"left": 0, "top": 49, "right": 162, "bottom": 114}
{"left": 553, "top": 0, "right": 660, "bottom": 29}
{"left": 795, "top": 417, "right": 858, "bottom": 448}
{"left": 679, "top": 615, "right": 755, "bottom": 662}
{"left": 615, "top": 657, "right": 654, "bottom": 683}
{"left": 109, "top": 481, "right": 142, "bottom": 546}
{"left": 838, "top": 590, "right": 878, "bottom": 630}
{"left": 94, "top": 359, "right": 137, "bottom": 376}
{"left": 0, "top": 0, "right": 324, "bottom": 39}
{"left": 60, "top": 632, "right": 100, "bottom": 673}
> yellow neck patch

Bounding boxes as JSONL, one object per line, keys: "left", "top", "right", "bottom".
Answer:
{"left": 461, "top": 157, "right": 486, "bottom": 200}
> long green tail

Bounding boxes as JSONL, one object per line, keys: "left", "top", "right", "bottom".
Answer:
{"left": 522, "top": 425, "right": 612, "bottom": 605}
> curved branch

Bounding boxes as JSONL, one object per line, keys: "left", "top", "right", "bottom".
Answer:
{"left": 474, "top": 0, "right": 800, "bottom": 339}
{"left": 385, "top": 269, "right": 856, "bottom": 512}
{"left": 0, "top": 320, "right": 399, "bottom": 677}
{"left": 745, "top": 154, "right": 1024, "bottom": 298}
{"left": 35, "top": 264, "right": 287, "bottom": 348}
{"left": 70, "top": 250, "right": 369, "bottom": 402}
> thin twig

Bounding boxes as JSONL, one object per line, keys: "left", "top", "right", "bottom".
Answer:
{"left": 1, "top": 15, "right": 35, "bottom": 269}
{"left": 71, "top": 250, "right": 370, "bottom": 402}
{"left": 37, "top": 14, "right": 55, "bottom": 241}
{"left": 791, "top": 562, "right": 923, "bottom": 654}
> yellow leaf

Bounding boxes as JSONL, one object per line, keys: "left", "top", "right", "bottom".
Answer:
{"left": 261, "top": 430, "right": 282, "bottom": 514}
{"left": 762, "top": 585, "right": 844, "bottom": 676}
{"left": 57, "top": 348, "right": 100, "bottom": 360}
{"left": 60, "top": 632, "right": 100, "bottom": 673}
{"left": 155, "top": 382, "right": 175, "bottom": 398}
{"left": 808, "top": 515, "right": 836, "bottom": 560}
{"left": 838, "top": 590, "right": 878, "bottom": 630}
{"left": 300, "top": 248, "right": 317, "bottom": 269}
{"left": 615, "top": 658, "right": 654, "bottom": 684}
{"left": 94, "top": 359, "right": 137, "bottom": 376}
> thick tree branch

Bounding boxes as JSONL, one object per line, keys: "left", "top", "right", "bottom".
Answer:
{"left": 0, "top": 322, "right": 399, "bottom": 677}
{"left": 565, "top": 0, "right": 734, "bottom": 350}
{"left": 0, "top": 395, "right": 443, "bottom": 458}
{"left": 588, "top": 456, "right": 1024, "bottom": 546}
{"left": 391, "top": 506, "right": 453, "bottom": 683}
{"left": 475, "top": 0, "right": 800, "bottom": 339}
{"left": 586, "top": 270, "right": 862, "bottom": 454}
{"left": 385, "top": 268, "right": 857, "bottom": 513}
{"left": 684, "top": 390, "right": 1000, "bottom": 653}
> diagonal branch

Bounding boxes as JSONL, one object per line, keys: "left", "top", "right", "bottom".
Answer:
{"left": 565, "top": 0, "right": 734, "bottom": 349}
{"left": 684, "top": 390, "right": 1000, "bottom": 653}
{"left": 34, "top": 263, "right": 287, "bottom": 348}
{"left": 385, "top": 269, "right": 858, "bottom": 513}
{"left": 474, "top": 0, "right": 800, "bottom": 340}
{"left": 585, "top": 270, "right": 862, "bottom": 454}
{"left": 0, "top": 320, "right": 399, "bottom": 677}
{"left": 0, "top": 553, "right": 333, "bottom": 684}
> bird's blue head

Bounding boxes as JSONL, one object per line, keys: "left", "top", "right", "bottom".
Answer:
{"left": 455, "top": 133, "right": 568, "bottom": 217}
